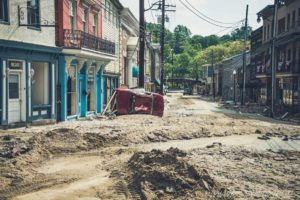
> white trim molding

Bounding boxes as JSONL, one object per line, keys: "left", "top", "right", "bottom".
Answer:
{"left": 2, "top": 60, "right": 6, "bottom": 121}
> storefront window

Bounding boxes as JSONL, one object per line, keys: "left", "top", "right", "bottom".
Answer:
{"left": 67, "top": 66, "right": 77, "bottom": 116}
{"left": 32, "top": 62, "right": 49, "bottom": 105}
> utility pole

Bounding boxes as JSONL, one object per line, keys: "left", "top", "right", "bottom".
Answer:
{"left": 211, "top": 50, "right": 215, "bottom": 100}
{"left": 160, "top": 0, "right": 166, "bottom": 95}
{"left": 242, "top": 4, "right": 248, "bottom": 106}
{"left": 271, "top": 0, "right": 279, "bottom": 117}
{"left": 139, "top": 0, "right": 145, "bottom": 88}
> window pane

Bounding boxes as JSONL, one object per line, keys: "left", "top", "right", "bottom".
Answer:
{"left": 27, "top": 0, "right": 40, "bottom": 27}
{"left": 9, "top": 75, "right": 19, "bottom": 99}
{"left": 0, "top": 0, "right": 8, "bottom": 22}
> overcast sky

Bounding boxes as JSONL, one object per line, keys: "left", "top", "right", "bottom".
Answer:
{"left": 119, "top": 0, "right": 274, "bottom": 36}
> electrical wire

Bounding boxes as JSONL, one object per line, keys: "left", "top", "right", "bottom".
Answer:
{"left": 178, "top": 0, "right": 236, "bottom": 29}
{"left": 183, "top": 0, "right": 242, "bottom": 25}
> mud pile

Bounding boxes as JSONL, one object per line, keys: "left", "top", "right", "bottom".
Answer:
{"left": 126, "top": 148, "right": 230, "bottom": 200}
{"left": 0, "top": 135, "right": 31, "bottom": 163}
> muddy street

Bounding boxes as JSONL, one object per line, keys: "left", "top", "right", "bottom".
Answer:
{"left": 0, "top": 92, "right": 300, "bottom": 200}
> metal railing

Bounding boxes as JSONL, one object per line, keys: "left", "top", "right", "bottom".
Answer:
{"left": 63, "top": 29, "right": 115, "bottom": 55}
{"left": 277, "top": 60, "right": 299, "bottom": 73}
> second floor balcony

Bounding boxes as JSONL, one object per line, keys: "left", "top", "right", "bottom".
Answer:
{"left": 256, "top": 60, "right": 299, "bottom": 76}
{"left": 277, "top": 60, "right": 299, "bottom": 73}
{"left": 62, "top": 29, "right": 115, "bottom": 55}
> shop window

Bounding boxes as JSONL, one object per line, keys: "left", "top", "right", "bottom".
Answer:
{"left": 27, "top": 0, "right": 40, "bottom": 28}
{"left": 32, "top": 62, "right": 49, "bottom": 105}
{"left": 0, "top": 0, "right": 9, "bottom": 23}
{"left": 281, "top": 79, "right": 293, "bottom": 105}
{"left": 260, "top": 88, "right": 267, "bottom": 104}
{"left": 67, "top": 66, "right": 77, "bottom": 116}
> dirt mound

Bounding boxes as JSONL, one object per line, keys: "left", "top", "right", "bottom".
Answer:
{"left": 126, "top": 148, "right": 230, "bottom": 200}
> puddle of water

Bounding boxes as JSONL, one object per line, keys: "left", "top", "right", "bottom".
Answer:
{"left": 136, "top": 134, "right": 300, "bottom": 152}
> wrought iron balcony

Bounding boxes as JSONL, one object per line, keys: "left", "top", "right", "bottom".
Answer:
{"left": 256, "top": 64, "right": 272, "bottom": 75}
{"left": 277, "top": 60, "right": 299, "bottom": 73}
{"left": 63, "top": 29, "right": 115, "bottom": 55}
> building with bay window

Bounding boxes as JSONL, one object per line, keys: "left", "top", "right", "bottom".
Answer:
{"left": 0, "top": 0, "right": 60, "bottom": 127}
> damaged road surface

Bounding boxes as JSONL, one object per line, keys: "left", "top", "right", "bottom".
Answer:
{"left": 0, "top": 92, "right": 300, "bottom": 200}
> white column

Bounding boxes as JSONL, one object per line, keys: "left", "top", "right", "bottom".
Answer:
{"left": 28, "top": 62, "right": 32, "bottom": 118}
{"left": 2, "top": 60, "right": 6, "bottom": 121}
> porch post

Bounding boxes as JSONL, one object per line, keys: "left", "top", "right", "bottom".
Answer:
{"left": 51, "top": 63, "right": 56, "bottom": 119}
{"left": 95, "top": 61, "right": 104, "bottom": 113}
{"left": 26, "top": 61, "right": 32, "bottom": 123}
{"left": 100, "top": 64, "right": 106, "bottom": 112}
{"left": 78, "top": 59, "right": 87, "bottom": 117}
{"left": 58, "top": 56, "right": 73, "bottom": 121}
{"left": 2, "top": 60, "right": 8, "bottom": 125}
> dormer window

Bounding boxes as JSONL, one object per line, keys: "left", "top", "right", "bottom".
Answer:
{"left": 27, "top": 0, "right": 40, "bottom": 28}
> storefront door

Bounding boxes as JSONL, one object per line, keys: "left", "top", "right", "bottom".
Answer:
{"left": 8, "top": 73, "right": 21, "bottom": 123}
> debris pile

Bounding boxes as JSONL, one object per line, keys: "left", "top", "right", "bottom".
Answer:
{"left": 126, "top": 148, "right": 230, "bottom": 199}
{"left": 0, "top": 135, "right": 31, "bottom": 161}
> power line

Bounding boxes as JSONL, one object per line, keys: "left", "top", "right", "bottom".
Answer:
{"left": 178, "top": 0, "right": 235, "bottom": 29}
{"left": 183, "top": 0, "right": 242, "bottom": 25}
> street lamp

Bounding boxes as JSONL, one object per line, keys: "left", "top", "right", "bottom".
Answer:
{"left": 233, "top": 70, "right": 237, "bottom": 105}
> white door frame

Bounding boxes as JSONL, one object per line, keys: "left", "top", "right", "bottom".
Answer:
{"left": 7, "top": 59, "right": 26, "bottom": 124}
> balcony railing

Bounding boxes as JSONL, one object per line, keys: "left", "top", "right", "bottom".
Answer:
{"left": 277, "top": 60, "right": 299, "bottom": 73}
{"left": 63, "top": 29, "right": 115, "bottom": 55}
{"left": 256, "top": 64, "right": 271, "bottom": 75}
{"left": 256, "top": 60, "right": 299, "bottom": 75}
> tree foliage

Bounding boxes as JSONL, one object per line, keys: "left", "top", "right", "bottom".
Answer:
{"left": 145, "top": 23, "right": 251, "bottom": 80}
